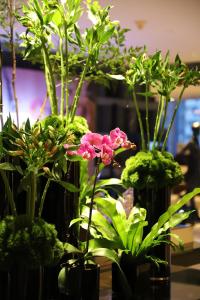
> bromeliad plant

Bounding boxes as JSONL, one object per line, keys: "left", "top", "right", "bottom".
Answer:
{"left": 83, "top": 187, "right": 200, "bottom": 266}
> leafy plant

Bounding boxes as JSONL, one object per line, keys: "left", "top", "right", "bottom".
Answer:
{"left": 17, "top": 0, "right": 118, "bottom": 121}
{"left": 109, "top": 49, "right": 200, "bottom": 151}
{"left": 82, "top": 188, "right": 200, "bottom": 266}
{"left": 121, "top": 150, "right": 183, "bottom": 189}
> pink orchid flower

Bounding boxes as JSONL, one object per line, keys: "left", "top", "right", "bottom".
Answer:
{"left": 77, "top": 142, "right": 97, "bottom": 160}
{"left": 110, "top": 127, "right": 128, "bottom": 149}
{"left": 81, "top": 132, "right": 103, "bottom": 149}
{"left": 100, "top": 144, "right": 114, "bottom": 165}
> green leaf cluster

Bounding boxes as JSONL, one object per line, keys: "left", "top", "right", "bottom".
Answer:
{"left": 109, "top": 49, "right": 200, "bottom": 151}
{"left": 121, "top": 150, "right": 183, "bottom": 189}
{"left": 0, "top": 215, "right": 64, "bottom": 270}
{"left": 16, "top": 0, "right": 118, "bottom": 118}
{"left": 85, "top": 188, "right": 200, "bottom": 265}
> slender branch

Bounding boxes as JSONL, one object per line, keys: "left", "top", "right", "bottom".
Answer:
{"left": 132, "top": 90, "right": 146, "bottom": 150}
{"left": 85, "top": 159, "right": 100, "bottom": 253}
{"left": 30, "top": 171, "right": 37, "bottom": 222}
{"left": 41, "top": 39, "right": 58, "bottom": 115}
{"left": 0, "top": 42, "right": 3, "bottom": 128}
{"left": 145, "top": 83, "right": 150, "bottom": 149}
{"left": 64, "top": 22, "right": 69, "bottom": 119}
{"left": 162, "top": 86, "right": 185, "bottom": 151}
{"left": 157, "top": 97, "right": 169, "bottom": 149}
{"left": 153, "top": 94, "right": 164, "bottom": 149}
{"left": 59, "top": 33, "right": 65, "bottom": 117}
{"left": 70, "top": 57, "right": 90, "bottom": 122}
{"left": 38, "top": 178, "right": 51, "bottom": 218}
{"left": 7, "top": 0, "right": 19, "bottom": 127}
{"left": 0, "top": 170, "right": 17, "bottom": 216}
{"left": 152, "top": 95, "right": 163, "bottom": 150}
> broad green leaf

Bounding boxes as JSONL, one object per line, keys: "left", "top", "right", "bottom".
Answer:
{"left": 95, "top": 178, "right": 123, "bottom": 189}
{"left": 64, "top": 242, "right": 81, "bottom": 254}
{"left": 0, "top": 162, "right": 16, "bottom": 171}
{"left": 107, "top": 74, "right": 125, "bottom": 80}
{"left": 140, "top": 188, "right": 200, "bottom": 251}
{"left": 69, "top": 217, "right": 83, "bottom": 227}
{"left": 88, "top": 247, "right": 119, "bottom": 265}
{"left": 58, "top": 181, "right": 79, "bottom": 192}
{"left": 89, "top": 237, "right": 122, "bottom": 251}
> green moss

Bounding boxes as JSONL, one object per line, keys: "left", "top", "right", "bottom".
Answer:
{"left": 0, "top": 216, "right": 64, "bottom": 270}
{"left": 121, "top": 150, "right": 183, "bottom": 190}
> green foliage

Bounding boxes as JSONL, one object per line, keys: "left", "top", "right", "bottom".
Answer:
{"left": 0, "top": 215, "right": 64, "bottom": 270}
{"left": 85, "top": 188, "right": 200, "bottom": 265}
{"left": 109, "top": 48, "right": 200, "bottom": 151}
{"left": 17, "top": 0, "right": 119, "bottom": 116}
{"left": 121, "top": 150, "right": 183, "bottom": 189}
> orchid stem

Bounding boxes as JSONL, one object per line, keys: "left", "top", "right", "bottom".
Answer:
{"left": 85, "top": 159, "right": 100, "bottom": 254}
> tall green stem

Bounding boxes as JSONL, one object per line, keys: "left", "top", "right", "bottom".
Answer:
{"left": 158, "top": 97, "right": 169, "bottom": 149}
{"left": 70, "top": 57, "right": 90, "bottom": 122}
{"left": 30, "top": 171, "right": 37, "bottom": 222}
{"left": 38, "top": 178, "right": 51, "bottom": 218}
{"left": 64, "top": 20, "right": 69, "bottom": 118}
{"left": 85, "top": 159, "right": 100, "bottom": 254}
{"left": 145, "top": 83, "right": 150, "bottom": 149}
{"left": 162, "top": 86, "right": 185, "bottom": 151}
{"left": 41, "top": 39, "right": 58, "bottom": 115}
{"left": 152, "top": 95, "right": 164, "bottom": 150}
{"left": 8, "top": 0, "right": 19, "bottom": 127}
{"left": 0, "top": 170, "right": 17, "bottom": 216}
{"left": 59, "top": 35, "right": 65, "bottom": 117}
{"left": 132, "top": 90, "right": 146, "bottom": 150}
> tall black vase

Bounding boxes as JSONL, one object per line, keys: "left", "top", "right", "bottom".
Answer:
{"left": 59, "top": 264, "right": 100, "bottom": 300}
{"left": 40, "top": 161, "right": 80, "bottom": 299}
{"left": 134, "top": 187, "right": 171, "bottom": 282}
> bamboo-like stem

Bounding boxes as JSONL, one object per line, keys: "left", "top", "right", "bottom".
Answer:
{"left": 64, "top": 22, "right": 69, "bottom": 119}
{"left": 0, "top": 42, "right": 3, "bottom": 128}
{"left": 7, "top": 0, "right": 19, "bottom": 127}
{"left": 157, "top": 97, "right": 169, "bottom": 149}
{"left": 152, "top": 95, "right": 163, "bottom": 150}
{"left": 132, "top": 90, "right": 146, "bottom": 150}
{"left": 59, "top": 34, "right": 65, "bottom": 117}
{"left": 70, "top": 57, "right": 90, "bottom": 122}
{"left": 30, "top": 171, "right": 37, "bottom": 222}
{"left": 145, "top": 83, "right": 150, "bottom": 149}
{"left": 38, "top": 178, "right": 51, "bottom": 218}
{"left": 0, "top": 170, "right": 17, "bottom": 216}
{"left": 153, "top": 95, "right": 164, "bottom": 149}
{"left": 162, "top": 86, "right": 185, "bottom": 151}
{"left": 41, "top": 39, "right": 58, "bottom": 115}
{"left": 85, "top": 159, "right": 100, "bottom": 254}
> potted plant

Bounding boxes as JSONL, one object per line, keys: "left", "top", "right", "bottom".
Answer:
{"left": 109, "top": 49, "right": 200, "bottom": 279}
{"left": 58, "top": 127, "right": 135, "bottom": 300}
{"left": 80, "top": 187, "right": 200, "bottom": 299}
{"left": 0, "top": 117, "right": 68, "bottom": 299}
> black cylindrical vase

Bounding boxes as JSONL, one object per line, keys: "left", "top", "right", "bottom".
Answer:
{"left": 60, "top": 264, "right": 100, "bottom": 300}
{"left": 134, "top": 187, "right": 171, "bottom": 282}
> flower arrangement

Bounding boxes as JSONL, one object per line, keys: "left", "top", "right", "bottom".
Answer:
{"left": 58, "top": 127, "right": 135, "bottom": 295}
{"left": 109, "top": 49, "right": 200, "bottom": 190}
{"left": 121, "top": 150, "right": 183, "bottom": 190}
